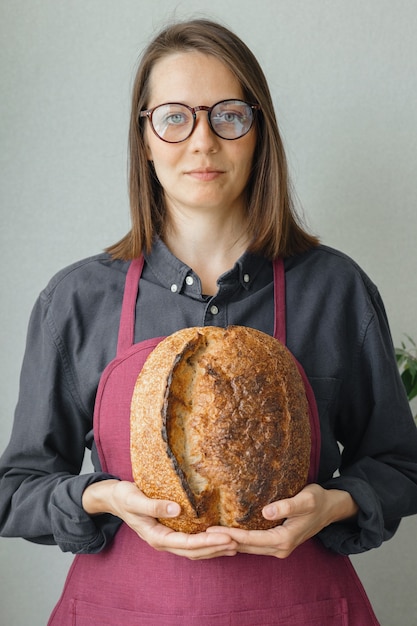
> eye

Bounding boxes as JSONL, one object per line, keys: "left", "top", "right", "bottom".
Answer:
{"left": 164, "top": 112, "right": 189, "bottom": 126}
{"left": 213, "top": 109, "right": 246, "bottom": 124}
{"left": 209, "top": 101, "right": 254, "bottom": 139}
{"left": 152, "top": 105, "right": 192, "bottom": 134}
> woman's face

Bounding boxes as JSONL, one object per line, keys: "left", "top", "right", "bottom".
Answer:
{"left": 144, "top": 52, "right": 257, "bottom": 222}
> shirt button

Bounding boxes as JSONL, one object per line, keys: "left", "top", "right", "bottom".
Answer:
{"left": 210, "top": 305, "right": 219, "bottom": 315}
{"left": 243, "top": 273, "right": 250, "bottom": 283}
{"left": 185, "top": 276, "right": 194, "bottom": 286}
{"left": 170, "top": 284, "right": 178, "bottom": 293}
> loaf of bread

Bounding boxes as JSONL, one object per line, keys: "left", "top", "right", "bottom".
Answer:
{"left": 130, "top": 325, "right": 310, "bottom": 533}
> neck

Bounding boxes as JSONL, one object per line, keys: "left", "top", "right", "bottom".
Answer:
{"left": 163, "top": 208, "right": 250, "bottom": 295}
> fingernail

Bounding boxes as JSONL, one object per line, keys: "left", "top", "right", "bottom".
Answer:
{"left": 263, "top": 504, "right": 276, "bottom": 518}
{"left": 166, "top": 503, "right": 180, "bottom": 517}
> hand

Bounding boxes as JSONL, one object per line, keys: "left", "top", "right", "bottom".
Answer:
{"left": 207, "top": 484, "right": 358, "bottom": 559}
{"left": 82, "top": 479, "right": 237, "bottom": 560}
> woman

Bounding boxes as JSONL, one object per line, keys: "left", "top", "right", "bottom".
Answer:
{"left": 1, "top": 18, "right": 417, "bottom": 625}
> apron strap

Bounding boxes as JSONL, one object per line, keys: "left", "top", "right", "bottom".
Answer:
{"left": 116, "top": 256, "right": 144, "bottom": 356}
{"left": 273, "top": 257, "right": 286, "bottom": 344}
{"left": 272, "top": 256, "right": 321, "bottom": 481}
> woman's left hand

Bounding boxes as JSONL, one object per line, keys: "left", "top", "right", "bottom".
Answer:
{"left": 207, "top": 484, "right": 358, "bottom": 559}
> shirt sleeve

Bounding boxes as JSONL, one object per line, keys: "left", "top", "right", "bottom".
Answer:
{"left": 318, "top": 285, "right": 417, "bottom": 554}
{"left": 0, "top": 291, "right": 122, "bottom": 554}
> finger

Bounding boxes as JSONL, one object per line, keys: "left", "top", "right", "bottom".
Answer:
{"left": 120, "top": 483, "right": 181, "bottom": 519}
{"left": 262, "top": 499, "right": 294, "bottom": 521}
{"left": 156, "top": 501, "right": 181, "bottom": 518}
{"left": 208, "top": 526, "right": 297, "bottom": 559}
{"left": 149, "top": 527, "right": 238, "bottom": 559}
{"left": 262, "top": 486, "right": 318, "bottom": 521}
{"left": 171, "top": 544, "right": 238, "bottom": 560}
{"left": 158, "top": 528, "right": 237, "bottom": 550}
{"left": 236, "top": 542, "right": 295, "bottom": 559}
{"left": 207, "top": 525, "right": 282, "bottom": 547}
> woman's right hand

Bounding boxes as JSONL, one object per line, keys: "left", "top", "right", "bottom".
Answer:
{"left": 82, "top": 479, "right": 237, "bottom": 560}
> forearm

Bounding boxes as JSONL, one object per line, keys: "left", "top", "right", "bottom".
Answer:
{"left": 82, "top": 478, "right": 120, "bottom": 516}
{"left": 324, "top": 488, "right": 359, "bottom": 524}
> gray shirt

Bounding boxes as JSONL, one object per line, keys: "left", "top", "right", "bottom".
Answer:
{"left": 1, "top": 239, "right": 416, "bottom": 555}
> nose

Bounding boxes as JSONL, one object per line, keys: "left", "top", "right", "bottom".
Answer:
{"left": 189, "top": 110, "right": 219, "bottom": 152}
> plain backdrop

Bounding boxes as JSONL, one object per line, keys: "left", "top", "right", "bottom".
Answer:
{"left": 1, "top": 1, "right": 416, "bottom": 624}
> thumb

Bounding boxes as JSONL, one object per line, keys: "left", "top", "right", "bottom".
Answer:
{"left": 262, "top": 498, "right": 293, "bottom": 521}
{"left": 120, "top": 482, "right": 181, "bottom": 519}
{"left": 159, "top": 501, "right": 181, "bottom": 518}
{"left": 140, "top": 494, "right": 180, "bottom": 519}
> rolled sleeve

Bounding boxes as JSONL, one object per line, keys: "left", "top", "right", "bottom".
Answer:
{"left": 50, "top": 474, "right": 122, "bottom": 553}
{"left": 318, "top": 476, "right": 389, "bottom": 554}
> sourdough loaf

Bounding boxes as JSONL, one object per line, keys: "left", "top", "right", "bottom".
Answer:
{"left": 130, "top": 325, "right": 310, "bottom": 533}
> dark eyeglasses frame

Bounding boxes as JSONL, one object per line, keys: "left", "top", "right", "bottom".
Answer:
{"left": 139, "top": 99, "right": 260, "bottom": 143}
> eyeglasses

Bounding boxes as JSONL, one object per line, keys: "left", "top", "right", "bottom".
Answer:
{"left": 140, "top": 99, "right": 260, "bottom": 143}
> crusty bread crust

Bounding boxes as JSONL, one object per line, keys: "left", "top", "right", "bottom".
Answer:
{"left": 130, "top": 326, "right": 310, "bottom": 533}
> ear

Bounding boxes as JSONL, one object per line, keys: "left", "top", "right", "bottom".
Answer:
{"left": 142, "top": 121, "right": 153, "bottom": 161}
{"left": 146, "top": 142, "right": 153, "bottom": 162}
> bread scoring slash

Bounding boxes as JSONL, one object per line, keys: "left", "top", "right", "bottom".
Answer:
{"left": 130, "top": 325, "right": 310, "bottom": 533}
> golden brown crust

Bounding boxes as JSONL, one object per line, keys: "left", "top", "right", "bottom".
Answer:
{"left": 130, "top": 326, "right": 310, "bottom": 533}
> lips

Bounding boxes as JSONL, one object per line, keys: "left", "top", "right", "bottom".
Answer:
{"left": 186, "top": 167, "right": 225, "bottom": 181}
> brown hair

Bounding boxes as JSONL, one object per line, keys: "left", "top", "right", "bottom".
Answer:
{"left": 106, "top": 19, "right": 318, "bottom": 260}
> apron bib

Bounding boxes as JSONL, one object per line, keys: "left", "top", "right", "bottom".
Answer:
{"left": 48, "top": 257, "right": 380, "bottom": 626}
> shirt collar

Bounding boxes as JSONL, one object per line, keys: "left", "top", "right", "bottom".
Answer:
{"left": 144, "top": 237, "right": 270, "bottom": 295}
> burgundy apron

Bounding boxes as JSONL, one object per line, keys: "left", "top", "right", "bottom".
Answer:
{"left": 48, "top": 257, "right": 380, "bottom": 626}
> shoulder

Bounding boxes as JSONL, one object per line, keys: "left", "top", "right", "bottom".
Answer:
{"left": 284, "top": 245, "right": 385, "bottom": 336}
{"left": 43, "top": 253, "right": 128, "bottom": 294}
{"left": 40, "top": 254, "right": 129, "bottom": 304}
{"left": 286, "top": 244, "right": 378, "bottom": 299}
{"left": 37, "top": 254, "right": 131, "bottom": 337}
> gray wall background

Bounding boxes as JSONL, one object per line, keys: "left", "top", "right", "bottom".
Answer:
{"left": 1, "top": 1, "right": 416, "bottom": 624}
